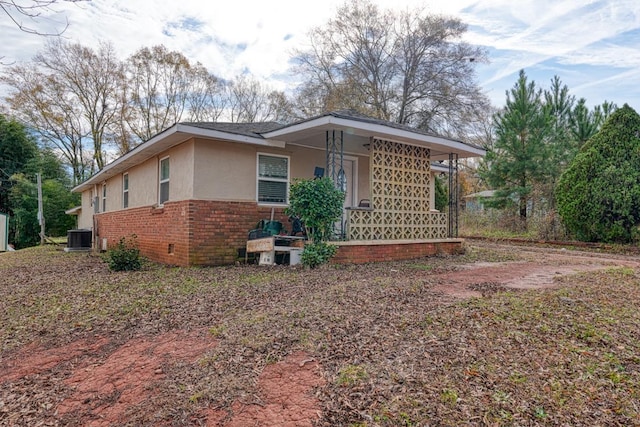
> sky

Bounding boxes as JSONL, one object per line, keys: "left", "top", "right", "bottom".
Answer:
{"left": 1, "top": 0, "right": 640, "bottom": 111}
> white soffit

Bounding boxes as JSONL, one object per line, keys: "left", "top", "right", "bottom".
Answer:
{"left": 262, "top": 115, "right": 485, "bottom": 158}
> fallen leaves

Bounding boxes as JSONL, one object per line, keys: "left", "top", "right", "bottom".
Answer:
{"left": 1, "top": 242, "right": 639, "bottom": 426}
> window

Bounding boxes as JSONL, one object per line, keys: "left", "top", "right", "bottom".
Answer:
{"left": 123, "top": 173, "right": 129, "bottom": 209}
{"left": 257, "top": 154, "right": 289, "bottom": 204}
{"left": 159, "top": 157, "right": 170, "bottom": 205}
{"left": 102, "top": 183, "right": 107, "bottom": 212}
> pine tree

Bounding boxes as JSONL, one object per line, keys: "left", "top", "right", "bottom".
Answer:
{"left": 481, "top": 70, "right": 550, "bottom": 221}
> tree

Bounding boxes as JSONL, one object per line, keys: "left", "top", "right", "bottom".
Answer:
{"left": 287, "top": 177, "right": 345, "bottom": 243}
{"left": 1, "top": 0, "right": 84, "bottom": 35}
{"left": 556, "top": 104, "right": 640, "bottom": 243}
{"left": 292, "top": 0, "right": 489, "bottom": 135}
{"left": 543, "top": 76, "right": 574, "bottom": 182}
{"left": 186, "top": 65, "right": 227, "bottom": 123}
{"left": 286, "top": 177, "right": 345, "bottom": 268}
{"left": 125, "top": 45, "right": 194, "bottom": 141}
{"left": 2, "top": 40, "right": 123, "bottom": 180}
{"left": 434, "top": 175, "right": 448, "bottom": 212}
{"left": 8, "top": 146, "right": 77, "bottom": 248}
{"left": 0, "top": 114, "right": 38, "bottom": 213}
{"left": 481, "top": 70, "right": 550, "bottom": 221}
{"left": 123, "top": 45, "right": 233, "bottom": 144}
{"left": 2, "top": 64, "right": 89, "bottom": 184}
{"left": 227, "top": 75, "right": 294, "bottom": 123}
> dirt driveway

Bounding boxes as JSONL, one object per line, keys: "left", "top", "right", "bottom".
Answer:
{"left": 1, "top": 240, "right": 639, "bottom": 426}
{"left": 433, "top": 240, "right": 640, "bottom": 298}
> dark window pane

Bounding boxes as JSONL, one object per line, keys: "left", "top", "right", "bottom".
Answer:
{"left": 160, "top": 182, "right": 169, "bottom": 204}
{"left": 258, "top": 155, "right": 287, "bottom": 179}
{"left": 258, "top": 180, "right": 286, "bottom": 203}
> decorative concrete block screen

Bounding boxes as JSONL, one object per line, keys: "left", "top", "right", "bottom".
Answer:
{"left": 348, "top": 138, "right": 447, "bottom": 240}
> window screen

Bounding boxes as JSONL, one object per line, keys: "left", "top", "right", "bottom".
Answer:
{"left": 123, "top": 173, "right": 129, "bottom": 209}
{"left": 258, "top": 154, "right": 288, "bottom": 204}
{"left": 102, "top": 184, "right": 107, "bottom": 212}
{"left": 159, "top": 157, "right": 170, "bottom": 205}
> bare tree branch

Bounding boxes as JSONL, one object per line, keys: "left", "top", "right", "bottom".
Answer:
{"left": 0, "top": 0, "right": 86, "bottom": 36}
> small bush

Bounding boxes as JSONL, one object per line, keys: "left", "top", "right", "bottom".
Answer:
{"left": 301, "top": 241, "right": 337, "bottom": 269}
{"left": 105, "top": 235, "right": 142, "bottom": 271}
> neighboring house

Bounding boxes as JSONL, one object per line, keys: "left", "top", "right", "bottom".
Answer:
{"left": 463, "top": 190, "right": 497, "bottom": 212}
{"left": 72, "top": 110, "right": 485, "bottom": 266}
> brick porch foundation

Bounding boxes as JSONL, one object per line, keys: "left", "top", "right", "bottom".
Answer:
{"left": 331, "top": 239, "right": 464, "bottom": 264}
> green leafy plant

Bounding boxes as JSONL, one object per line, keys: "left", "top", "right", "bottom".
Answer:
{"left": 287, "top": 177, "right": 345, "bottom": 242}
{"left": 105, "top": 235, "right": 142, "bottom": 271}
{"left": 287, "top": 177, "right": 344, "bottom": 267}
{"left": 337, "top": 364, "right": 369, "bottom": 386}
{"left": 300, "top": 241, "right": 337, "bottom": 269}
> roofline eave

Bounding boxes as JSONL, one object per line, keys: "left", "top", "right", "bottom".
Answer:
{"left": 261, "top": 115, "right": 485, "bottom": 158}
{"left": 72, "top": 124, "right": 284, "bottom": 193}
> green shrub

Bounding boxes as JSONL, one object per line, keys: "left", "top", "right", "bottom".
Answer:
{"left": 286, "top": 177, "right": 344, "bottom": 242}
{"left": 556, "top": 104, "right": 640, "bottom": 242}
{"left": 301, "top": 241, "right": 337, "bottom": 269}
{"left": 105, "top": 235, "right": 142, "bottom": 271}
{"left": 287, "top": 177, "right": 344, "bottom": 267}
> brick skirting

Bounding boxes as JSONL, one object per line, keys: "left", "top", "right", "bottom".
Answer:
{"left": 94, "top": 200, "right": 289, "bottom": 266}
{"left": 94, "top": 200, "right": 462, "bottom": 266}
{"left": 331, "top": 239, "right": 464, "bottom": 264}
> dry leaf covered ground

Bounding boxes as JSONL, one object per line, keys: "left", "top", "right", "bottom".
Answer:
{"left": 1, "top": 240, "right": 639, "bottom": 426}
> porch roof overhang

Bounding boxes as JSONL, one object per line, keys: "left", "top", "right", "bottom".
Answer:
{"left": 72, "top": 110, "right": 484, "bottom": 194}
{"left": 261, "top": 112, "right": 485, "bottom": 161}
{"left": 72, "top": 123, "right": 285, "bottom": 193}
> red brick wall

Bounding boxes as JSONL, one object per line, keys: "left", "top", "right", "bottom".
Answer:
{"left": 95, "top": 200, "right": 289, "bottom": 266}
{"left": 95, "top": 200, "right": 462, "bottom": 266}
{"left": 331, "top": 241, "right": 463, "bottom": 264}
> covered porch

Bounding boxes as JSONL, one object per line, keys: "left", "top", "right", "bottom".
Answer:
{"left": 263, "top": 111, "right": 483, "bottom": 261}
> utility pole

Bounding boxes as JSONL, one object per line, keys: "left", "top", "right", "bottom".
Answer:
{"left": 37, "top": 173, "right": 45, "bottom": 245}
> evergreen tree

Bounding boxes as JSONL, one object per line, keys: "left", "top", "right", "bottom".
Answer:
{"left": 0, "top": 114, "right": 38, "bottom": 213}
{"left": 481, "top": 70, "right": 550, "bottom": 221}
{"left": 556, "top": 104, "right": 640, "bottom": 242}
{"left": 544, "top": 76, "right": 574, "bottom": 183}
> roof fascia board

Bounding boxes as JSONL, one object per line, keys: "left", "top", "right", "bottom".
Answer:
{"left": 72, "top": 124, "right": 285, "bottom": 193}
{"left": 262, "top": 116, "right": 485, "bottom": 157}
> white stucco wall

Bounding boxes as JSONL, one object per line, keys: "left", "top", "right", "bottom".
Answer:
{"left": 76, "top": 136, "right": 373, "bottom": 226}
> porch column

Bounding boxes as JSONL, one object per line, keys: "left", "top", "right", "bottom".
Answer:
{"left": 448, "top": 153, "right": 459, "bottom": 237}
{"left": 325, "top": 130, "right": 344, "bottom": 187}
{"left": 326, "top": 130, "right": 345, "bottom": 238}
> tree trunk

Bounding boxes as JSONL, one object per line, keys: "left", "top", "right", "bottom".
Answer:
{"left": 519, "top": 196, "right": 527, "bottom": 220}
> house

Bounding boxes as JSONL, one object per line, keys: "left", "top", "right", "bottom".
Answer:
{"left": 463, "top": 190, "right": 497, "bottom": 212}
{"left": 72, "top": 110, "right": 485, "bottom": 266}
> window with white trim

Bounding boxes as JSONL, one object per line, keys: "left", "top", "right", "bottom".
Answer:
{"left": 257, "top": 153, "right": 289, "bottom": 204}
{"left": 102, "top": 183, "right": 107, "bottom": 212}
{"left": 159, "top": 157, "right": 170, "bottom": 205}
{"left": 123, "top": 173, "right": 129, "bottom": 209}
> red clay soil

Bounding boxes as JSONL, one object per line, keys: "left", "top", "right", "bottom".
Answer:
{"left": 1, "top": 337, "right": 111, "bottom": 384}
{"left": 3, "top": 242, "right": 639, "bottom": 426}
{"left": 1, "top": 330, "right": 217, "bottom": 427}
{"left": 56, "top": 329, "right": 217, "bottom": 426}
{"left": 432, "top": 243, "right": 640, "bottom": 298}
{"left": 204, "top": 352, "right": 325, "bottom": 427}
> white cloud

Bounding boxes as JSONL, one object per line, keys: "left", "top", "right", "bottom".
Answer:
{"left": 1, "top": 0, "right": 639, "bottom": 109}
